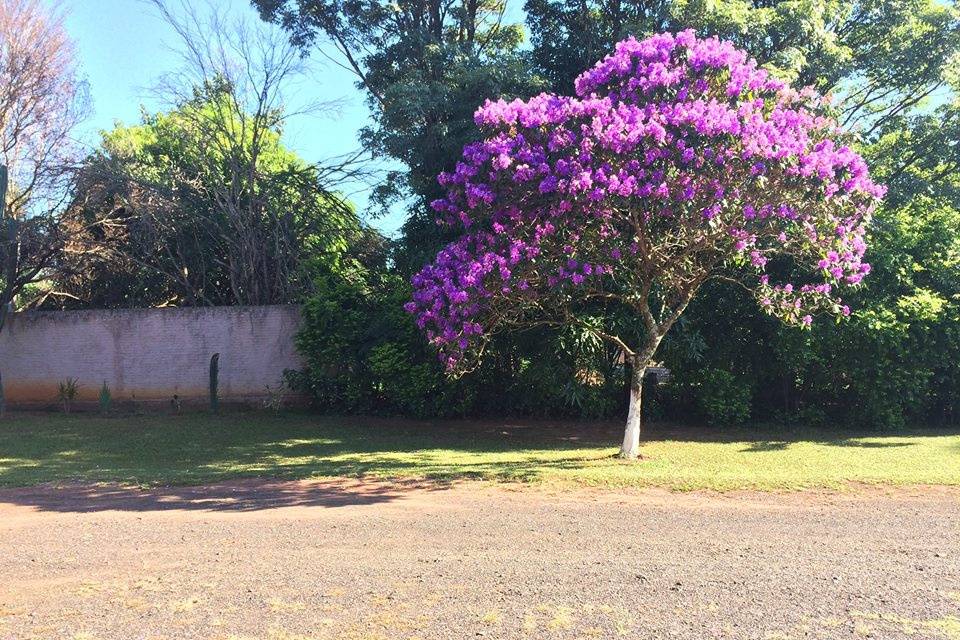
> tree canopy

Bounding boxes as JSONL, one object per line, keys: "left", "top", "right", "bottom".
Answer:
{"left": 57, "top": 84, "right": 360, "bottom": 309}
{"left": 252, "top": 0, "right": 548, "bottom": 271}
{"left": 406, "top": 31, "right": 884, "bottom": 456}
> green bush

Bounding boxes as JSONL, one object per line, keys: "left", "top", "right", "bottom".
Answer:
{"left": 292, "top": 245, "right": 474, "bottom": 417}
{"left": 367, "top": 341, "right": 474, "bottom": 418}
{"left": 696, "top": 369, "right": 752, "bottom": 427}
{"left": 293, "top": 253, "right": 631, "bottom": 419}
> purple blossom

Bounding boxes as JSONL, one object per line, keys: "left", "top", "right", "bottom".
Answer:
{"left": 406, "top": 31, "right": 883, "bottom": 368}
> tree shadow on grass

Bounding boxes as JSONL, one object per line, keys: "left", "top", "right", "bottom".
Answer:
{"left": 0, "top": 455, "right": 601, "bottom": 514}
{"left": 638, "top": 422, "right": 950, "bottom": 453}
{"left": 0, "top": 413, "right": 954, "bottom": 513}
{"left": 739, "top": 439, "right": 916, "bottom": 453}
{"left": 740, "top": 441, "right": 791, "bottom": 452}
{"left": 0, "top": 413, "right": 614, "bottom": 512}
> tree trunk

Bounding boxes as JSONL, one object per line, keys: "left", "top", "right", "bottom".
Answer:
{"left": 620, "top": 359, "right": 645, "bottom": 459}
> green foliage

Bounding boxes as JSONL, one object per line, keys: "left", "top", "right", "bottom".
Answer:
{"left": 664, "top": 194, "right": 960, "bottom": 430}
{"left": 797, "top": 198, "right": 960, "bottom": 428}
{"left": 98, "top": 381, "right": 112, "bottom": 414}
{"left": 253, "top": 0, "right": 548, "bottom": 273}
{"left": 374, "top": 48, "right": 548, "bottom": 273}
{"left": 293, "top": 241, "right": 632, "bottom": 419}
{"left": 55, "top": 83, "right": 358, "bottom": 308}
{"left": 366, "top": 342, "right": 468, "bottom": 418}
{"left": 57, "top": 378, "right": 79, "bottom": 414}
{"left": 694, "top": 369, "right": 752, "bottom": 427}
{"left": 525, "top": 0, "right": 960, "bottom": 114}
{"left": 294, "top": 241, "right": 467, "bottom": 417}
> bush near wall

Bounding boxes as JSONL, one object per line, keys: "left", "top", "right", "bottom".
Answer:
{"left": 291, "top": 200, "right": 960, "bottom": 428}
{"left": 291, "top": 258, "right": 630, "bottom": 419}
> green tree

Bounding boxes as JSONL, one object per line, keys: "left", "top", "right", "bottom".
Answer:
{"left": 57, "top": 84, "right": 358, "bottom": 308}
{"left": 252, "top": 0, "right": 548, "bottom": 272}
{"left": 294, "top": 235, "right": 481, "bottom": 418}
{"left": 526, "top": 0, "right": 959, "bottom": 123}
{"left": 663, "top": 151, "right": 960, "bottom": 429}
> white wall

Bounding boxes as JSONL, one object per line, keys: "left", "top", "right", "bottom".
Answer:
{"left": 0, "top": 306, "right": 303, "bottom": 406}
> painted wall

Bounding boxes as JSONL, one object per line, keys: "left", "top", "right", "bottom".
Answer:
{"left": 0, "top": 306, "right": 303, "bottom": 407}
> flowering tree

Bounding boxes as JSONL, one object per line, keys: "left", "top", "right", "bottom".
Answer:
{"left": 406, "top": 31, "right": 885, "bottom": 458}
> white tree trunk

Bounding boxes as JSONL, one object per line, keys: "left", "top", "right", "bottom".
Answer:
{"left": 620, "top": 361, "right": 645, "bottom": 459}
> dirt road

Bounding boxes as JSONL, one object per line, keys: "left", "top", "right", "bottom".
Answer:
{"left": 1, "top": 480, "right": 958, "bottom": 639}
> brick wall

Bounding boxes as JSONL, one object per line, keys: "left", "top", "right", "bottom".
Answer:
{"left": 0, "top": 305, "right": 303, "bottom": 407}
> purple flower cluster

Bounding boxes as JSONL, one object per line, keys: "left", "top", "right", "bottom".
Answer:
{"left": 407, "top": 31, "right": 885, "bottom": 369}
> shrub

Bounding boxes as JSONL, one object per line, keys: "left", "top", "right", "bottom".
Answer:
{"left": 696, "top": 369, "right": 751, "bottom": 427}
{"left": 98, "top": 381, "right": 112, "bottom": 414}
{"left": 57, "top": 378, "right": 79, "bottom": 414}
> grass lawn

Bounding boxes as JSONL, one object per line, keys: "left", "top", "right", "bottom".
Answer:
{"left": 0, "top": 411, "right": 958, "bottom": 491}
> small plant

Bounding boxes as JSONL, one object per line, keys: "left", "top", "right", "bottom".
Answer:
{"left": 57, "top": 378, "right": 80, "bottom": 414}
{"left": 209, "top": 353, "right": 220, "bottom": 414}
{"left": 262, "top": 383, "right": 286, "bottom": 412}
{"left": 98, "top": 381, "right": 112, "bottom": 414}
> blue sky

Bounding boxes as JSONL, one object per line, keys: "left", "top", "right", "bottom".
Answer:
{"left": 54, "top": 0, "right": 405, "bottom": 233}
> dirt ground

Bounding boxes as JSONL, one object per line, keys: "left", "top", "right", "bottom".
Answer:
{"left": 0, "top": 480, "right": 958, "bottom": 640}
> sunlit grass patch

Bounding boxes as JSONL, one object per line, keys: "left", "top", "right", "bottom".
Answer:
{"left": 0, "top": 412, "right": 957, "bottom": 491}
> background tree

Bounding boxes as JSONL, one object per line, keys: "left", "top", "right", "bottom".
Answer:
{"left": 526, "top": 0, "right": 959, "bottom": 126}
{"left": 0, "top": 0, "right": 86, "bottom": 328}
{"left": 665, "top": 88, "right": 960, "bottom": 430}
{"left": 1, "top": 167, "right": 69, "bottom": 331}
{"left": 57, "top": 90, "right": 359, "bottom": 308}
{"left": 0, "top": 0, "right": 87, "bottom": 418}
{"left": 252, "top": 0, "right": 547, "bottom": 272}
{"left": 0, "top": 0, "right": 86, "bottom": 218}
{"left": 407, "top": 32, "right": 884, "bottom": 457}
{"left": 51, "top": 1, "right": 364, "bottom": 308}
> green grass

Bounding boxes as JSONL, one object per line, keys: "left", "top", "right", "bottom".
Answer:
{"left": 0, "top": 411, "right": 958, "bottom": 491}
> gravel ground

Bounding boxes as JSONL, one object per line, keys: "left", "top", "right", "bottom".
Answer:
{"left": 0, "top": 479, "right": 958, "bottom": 640}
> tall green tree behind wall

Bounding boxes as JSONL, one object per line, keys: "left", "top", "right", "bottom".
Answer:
{"left": 252, "top": 0, "right": 548, "bottom": 273}
{"left": 57, "top": 83, "right": 364, "bottom": 309}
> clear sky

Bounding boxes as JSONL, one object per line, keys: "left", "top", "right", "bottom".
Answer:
{"left": 53, "top": 0, "right": 405, "bottom": 234}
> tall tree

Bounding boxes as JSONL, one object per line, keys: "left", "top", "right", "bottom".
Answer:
{"left": 252, "top": 0, "right": 547, "bottom": 272}
{"left": 0, "top": 0, "right": 86, "bottom": 219}
{"left": 52, "top": 1, "right": 363, "bottom": 309}
{"left": 406, "top": 32, "right": 884, "bottom": 457}
{"left": 57, "top": 85, "right": 361, "bottom": 308}
{"left": 0, "top": 0, "right": 87, "bottom": 417}
{"left": 0, "top": 0, "right": 86, "bottom": 330}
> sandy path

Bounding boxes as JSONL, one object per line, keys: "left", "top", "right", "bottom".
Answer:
{"left": 0, "top": 480, "right": 958, "bottom": 639}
